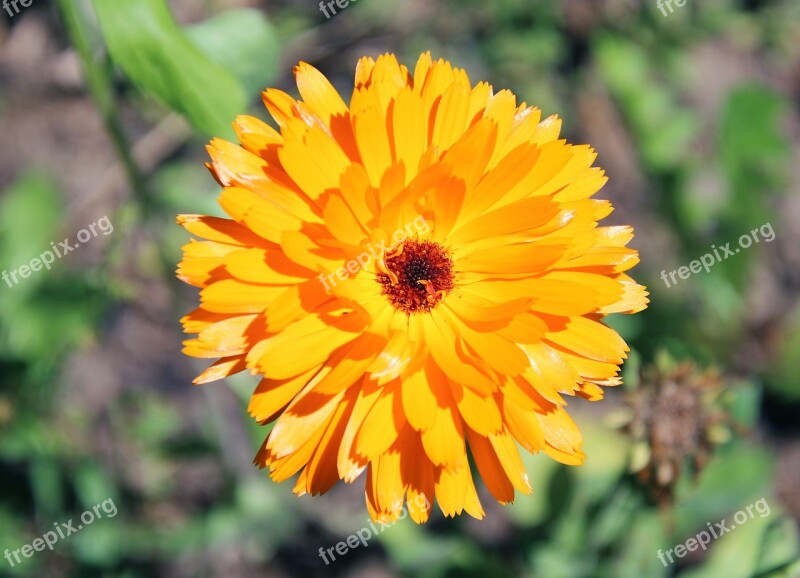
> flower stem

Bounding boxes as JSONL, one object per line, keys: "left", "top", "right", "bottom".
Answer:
{"left": 58, "top": 0, "right": 149, "bottom": 210}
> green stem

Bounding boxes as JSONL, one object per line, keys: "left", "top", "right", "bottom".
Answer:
{"left": 58, "top": 0, "right": 149, "bottom": 210}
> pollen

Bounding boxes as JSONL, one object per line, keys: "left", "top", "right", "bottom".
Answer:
{"left": 377, "top": 240, "right": 454, "bottom": 314}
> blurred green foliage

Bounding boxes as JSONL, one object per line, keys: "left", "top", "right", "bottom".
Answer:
{"left": 0, "top": 174, "right": 107, "bottom": 384}
{"left": 93, "top": 0, "right": 247, "bottom": 138}
{"left": 1, "top": 0, "right": 799, "bottom": 577}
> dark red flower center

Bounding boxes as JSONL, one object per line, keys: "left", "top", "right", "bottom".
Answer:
{"left": 377, "top": 240, "right": 454, "bottom": 314}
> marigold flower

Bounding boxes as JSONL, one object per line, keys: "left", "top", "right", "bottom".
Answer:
{"left": 177, "top": 52, "right": 648, "bottom": 523}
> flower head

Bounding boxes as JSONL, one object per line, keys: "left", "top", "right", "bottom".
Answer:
{"left": 178, "top": 52, "right": 648, "bottom": 523}
{"left": 624, "top": 361, "right": 727, "bottom": 505}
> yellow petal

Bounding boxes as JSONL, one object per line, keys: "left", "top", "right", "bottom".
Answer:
{"left": 200, "top": 279, "right": 284, "bottom": 314}
{"left": 278, "top": 119, "right": 351, "bottom": 200}
{"left": 193, "top": 355, "right": 247, "bottom": 385}
{"left": 248, "top": 367, "right": 321, "bottom": 423}
{"left": 177, "top": 214, "right": 267, "bottom": 247}
{"left": 489, "top": 428, "right": 531, "bottom": 494}
{"left": 434, "top": 464, "right": 468, "bottom": 517}
{"left": 338, "top": 377, "right": 379, "bottom": 481}
{"left": 431, "top": 79, "right": 470, "bottom": 152}
{"left": 391, "top": 86, "right": 426, "bottom": 180}
{"left": 294, "top": 61, "right": 348, "bottom": 125}
{"left": 351, "top": 87, "right": 393, "bottom": 187}
{"left": 224, "top": 248, "right": 311, "bottom": 285}
{"left": 355, "top": 380, "right": 403, "bottom": 461}
{"left": 545, "top": 316, "right": 629, "bottom": 364}
{"left": 182, "top": 313, "right": 259, "bottom": 358}
{"left": 450, "top": 382, "right": 502, "bottom": 436}
{"left": 266, "top": 386, "right": 345, "bottom": 460}
{"left": 420, "top": 383, "right": 467, "bottom": 470}
{"left": 421, "top": 312, "right": 497, "bottom": 394}
{"left": 301, "top": 385, "right": 357, "bottom": 496}
{"left": 466, "top": 428, "right": 515, "bottom": 503}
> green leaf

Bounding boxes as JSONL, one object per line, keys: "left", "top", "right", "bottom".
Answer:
{"left": 717, "top": 84, "right": 788, "bottom": 240}
{"left": 506, "top": 452, "right": 561, "bottom": 526}
{"left": 30, "top": 458, "right": 64, "bottom": 518}
{"left": 621, "top": 348, "right": 641, "bottom": 391}
{"left": 677, "top": 511, "right": 799, "bottom": 578}
{"left": 755, "top": 517, "right": 800, "bottom": 577}
{"left": 0, "top": 173, "right": 62, "bottom": 296}
{"left": 0, "top": 174, "right": 107, "bottom": 369}
{"left": 766, "top": 313, "right": 800, "bottom": 400}
{"left": 185, "top": 9, "right": 279, "bottom": 97}
{"left": 719, "top": 85, "right": 789, "bottom": 182}
{"left": 674, "top": 442, "right": 774, "bottom": 538}
{"left": 605, "top": 510, "right": 669, "bottom": 578}
{"left": 573, "top": 423, "right": 629, "bottom": 503}
{"left": 0, "top": 280, "right": 104, "bottom": 369}
{"left": 92, "top": 0, "right": 246, "bottom": 137}
{"left": 73, "top": 464, "right": 118, "bottom": 508}
{"left": 723, "top": 379, "right": 762, "bottom": 429}
{"left": 594, "top": 35, "right": 697, "bottom": 171}
{"left": 378, "top": 516, "right": 466, "bottom": 575}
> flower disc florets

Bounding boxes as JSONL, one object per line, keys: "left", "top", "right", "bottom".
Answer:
{"left": 377, "top": 240, "right": 454, "bottom": 314}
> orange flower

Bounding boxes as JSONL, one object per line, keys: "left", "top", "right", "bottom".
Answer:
{"left": 177, "top": 52, "right": 648, "bottom": 523}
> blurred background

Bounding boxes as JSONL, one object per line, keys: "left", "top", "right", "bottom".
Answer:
{"left": 1, "top": 0, "right": 799, "bottom": 577}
